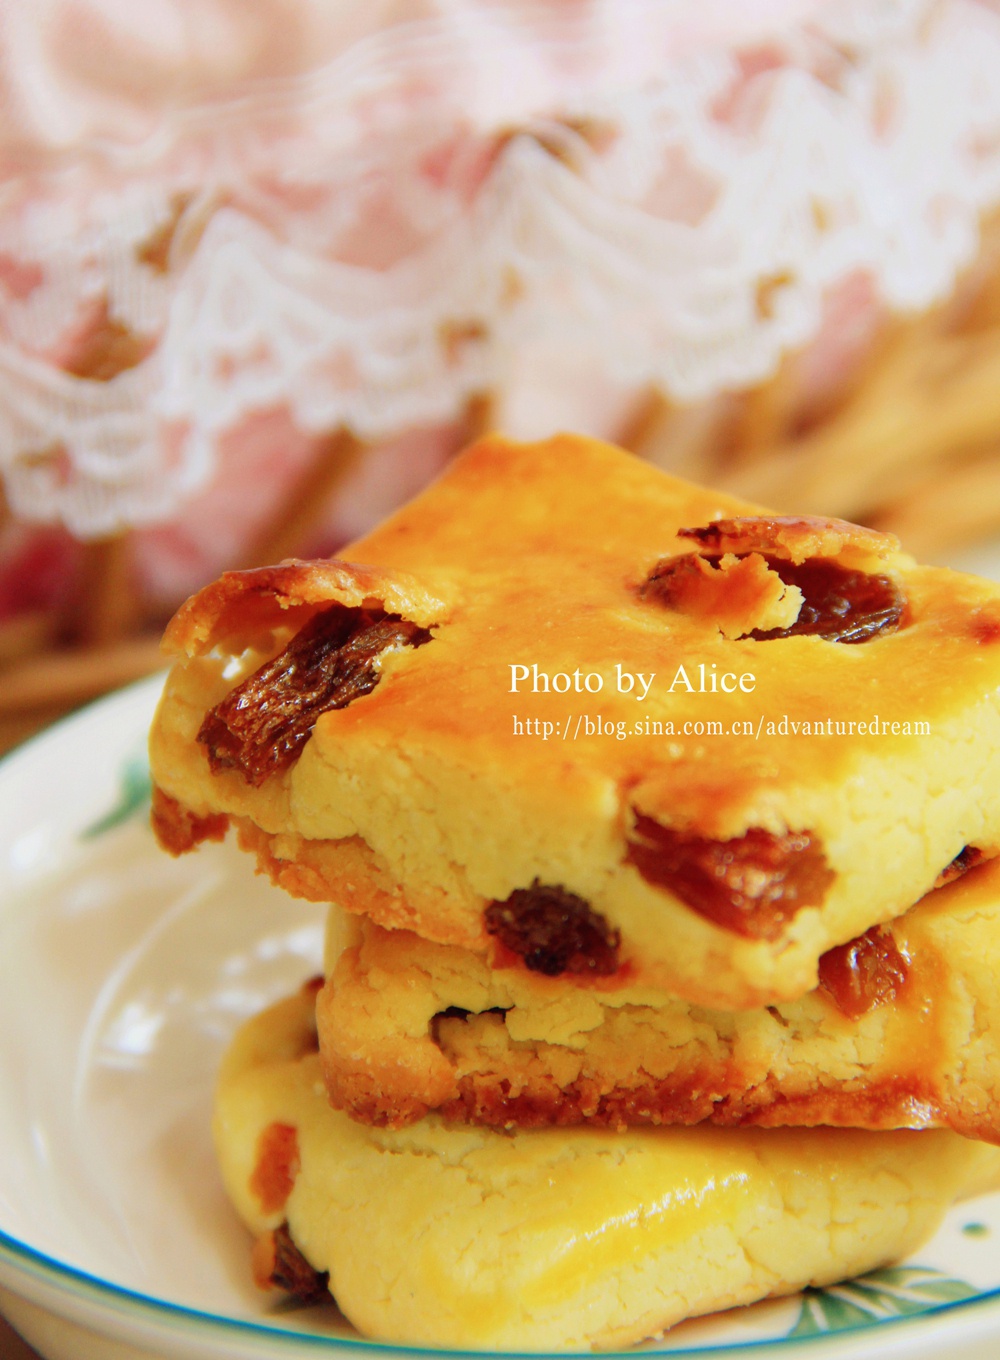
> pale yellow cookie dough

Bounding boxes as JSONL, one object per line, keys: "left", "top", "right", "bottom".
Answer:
{"left": 215, "top": 987, "right": 1000, "bottom": 1351}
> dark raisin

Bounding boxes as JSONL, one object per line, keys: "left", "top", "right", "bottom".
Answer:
{"left": 749, "top": 556, "right": 903, "bottom": 642}
{"left": 256, "top": 1223, "right": 330, "bottom": 1304}
{"left": 484, "top": 882, "right": 621, "bottom": 977}
{"left": 934, "top": 845, "right": 986, "bottom": 889}
{"left": 626, "top": 814, "right": 834, "bottom": 940}
{"left": 198, "top": 605, "right": 431, "bottom": 786}
{"left": 817, "top": 926, "right": 909, "bottom": 1020}
{"left": 431, "top": 1006, "right": 510, "bottom": 1045}
{"left": 645, "top": 553, "right": 903, "bottom": 643}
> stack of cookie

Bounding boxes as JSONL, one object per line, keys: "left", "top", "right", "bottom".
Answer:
{"left": 150, "top": 434, "right": 1000, "bottom": 1350}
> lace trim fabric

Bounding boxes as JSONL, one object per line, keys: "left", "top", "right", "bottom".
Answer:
{"left": 1, "top": 0, "right": 1000, "bottom": 536}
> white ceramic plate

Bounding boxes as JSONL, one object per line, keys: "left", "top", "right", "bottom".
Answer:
{"left": 3, "top": 675, "right": 1000, "bottom": 1360}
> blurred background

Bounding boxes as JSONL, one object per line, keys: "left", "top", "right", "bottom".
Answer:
{"left": 2, "top": 0, "right": 1000, "bottom": 753}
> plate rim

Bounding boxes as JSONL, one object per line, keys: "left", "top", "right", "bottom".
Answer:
{"left": 7, "top": 1220, "right": 1000, "bottom": 1360}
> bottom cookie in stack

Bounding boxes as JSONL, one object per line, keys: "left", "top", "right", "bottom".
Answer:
{"left": 214, "top": 981, "right": 1000, "bottom": 1351}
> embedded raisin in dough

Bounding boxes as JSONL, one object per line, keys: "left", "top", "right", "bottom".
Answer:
{"left": 935, "top": 845, "right": 988, "bottom": 888}
{"left": 816, "top": 927, "right": 910, "bottom": 1020}
{"left": 199, "top": 606, "right": 431, "bottom": 786}
{"left": 626, "top": 815, "right": 834, "bottom": 941}
{"left": 252, "top": 1223, "right": 330, "bottom": 1304}
{"left": 484, "top": 882, "right": 621, "bottom": 977}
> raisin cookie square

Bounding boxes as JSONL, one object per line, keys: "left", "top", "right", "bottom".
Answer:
{"left": 150, "top": 433, "right": 1000, "bottom": 1007}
